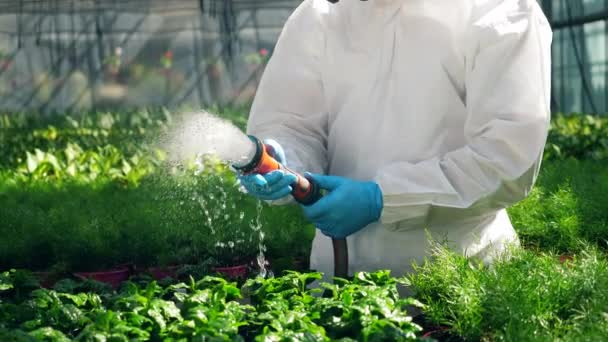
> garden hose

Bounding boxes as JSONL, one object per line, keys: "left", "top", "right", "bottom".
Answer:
{"left": 233, "top": 135, "right": 349, "bottom": 279}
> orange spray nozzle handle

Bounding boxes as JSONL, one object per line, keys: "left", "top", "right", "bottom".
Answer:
{"left": 234, "top": 135, "right": 321, "bottom": 205}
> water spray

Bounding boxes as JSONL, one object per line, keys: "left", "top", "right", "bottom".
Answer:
{"left": 233, "top": 135, "right": 349, "bottom": 279}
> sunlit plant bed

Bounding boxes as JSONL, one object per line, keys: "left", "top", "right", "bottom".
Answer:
{"left": 0, "top": 269, "right": 426, "bottom": 341}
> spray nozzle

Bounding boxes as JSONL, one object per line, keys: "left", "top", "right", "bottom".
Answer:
{"left": 234, "top": 135, "right": 348, "bottom": 279}
{"left": 232, "top": 135, "right": 321, "bottom": 206}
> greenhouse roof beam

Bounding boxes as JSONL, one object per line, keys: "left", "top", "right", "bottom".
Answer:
{"left": 552, "top": 10, "right": 608, "bottom": 29}
{"left": 0, "top": 0, "right": 300, "bottom": 14}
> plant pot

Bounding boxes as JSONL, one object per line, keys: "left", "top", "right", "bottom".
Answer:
{"left": 212, "top": 264, "right": 248, "bottom": 280}
{"left": 74, "top": 267, "right": 131, "bottom": 289}
{"left": 559, "top": 254, "right": 574, "bottom": 264}
{"left": 146, "top": 265, "right": 182, "bottom": 280}
{"left": 422, "top": 326, "right": 450, "bottom": 339}
{"left": 95, "top": 82, "right": 128, "bottom": 106}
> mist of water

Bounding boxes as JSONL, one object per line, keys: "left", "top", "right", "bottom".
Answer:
{"left": 162, "top": 110, "right": 256, "bottom": 167}
{"left": 161, "top": 109, "right": 273, "bottom": 278}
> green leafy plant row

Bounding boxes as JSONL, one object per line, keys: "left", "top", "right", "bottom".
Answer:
{"left": 0, "top": 109, "right": 167, "bottom": 168}
{"left": 0, "top": 108, "right": 171, "bottom": 131}
{"left": 545, "top": 113, "right": 608, "bottom": 161}
{"left": 408, "top": 242, "right": 608, "bottom": 341}
{"left": 5, "top": 143, "right": 163, "bottom": 186}
{"left": 0, "top": 162, "right": 313, "bottom": 273}
{"left": 508, "top": 158, "right": 608, "bottom": 254}
{"left": 2, "top": 110, "right": 608, "bottom": 169}
{"left": 0, "top": 270, "right": 425, "bottom": 341}
{"left": 0, "top": 106, "right": 248, "bottom": 169}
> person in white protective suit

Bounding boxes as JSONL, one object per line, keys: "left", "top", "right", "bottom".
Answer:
{"left": 238, "top": 0, "right": 553, "bottom": 283}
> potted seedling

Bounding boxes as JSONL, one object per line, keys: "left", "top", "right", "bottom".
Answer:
{"left": 97, "top": 48, "right": 127, "bottom": 107}
{"left": 244, "top": 48, "right": 269, "bottom": 80}
{"left": 160, "top": 50, "right": 173, "bottom": 73}
{"left": 104, "top": 47, "right": 122, "bottom": 80}
{"left": 159, "top": 50, "right": 174, "bottom": 102}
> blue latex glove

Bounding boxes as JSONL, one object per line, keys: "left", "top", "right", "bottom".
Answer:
{"left": 238, "top": 139, "right": 297, "bottom": 201}
{"left": 301, "top": 173, "right": 383, "bottom": 239}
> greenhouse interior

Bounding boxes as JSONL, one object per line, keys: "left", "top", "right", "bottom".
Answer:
{"left": 1, "top": 0, "right": 608, "bottom": 340}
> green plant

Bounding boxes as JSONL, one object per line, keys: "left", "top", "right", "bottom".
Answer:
{"left": 244, "top": 48, "right": 270, "bottom": 65}
{"left": 544, "top": 113, "right": 608, "bottom": 161}
{"left": 408, "top": 241, "right": 608, "bottom": 341}
{"left": 104, "top": 47, "right": 123, "bottom": 74}
{"left": 0, "top": 271, "right": 425, "bottom": 341}
{"left": 160, "top": 51, "right": 173, "bottom": 70}
{"left": 508, "top": 158, "right": 608, "bottom": 254}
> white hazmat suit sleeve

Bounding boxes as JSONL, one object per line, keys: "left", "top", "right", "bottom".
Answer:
{"left": 246, "top": 0, "right": 328, "bottom": 179}
{"left": 375, "top": 1, "right": 553, "bottom": 224}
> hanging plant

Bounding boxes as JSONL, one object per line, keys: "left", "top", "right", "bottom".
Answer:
{"left": 244, "top": 48, "right": 270, "bottom": 66}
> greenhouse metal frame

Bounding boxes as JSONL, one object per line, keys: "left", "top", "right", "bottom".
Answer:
{"left": 541, "top": 0, "right": 608, "bottom": 114}
{"left": 0, "top": 0, "right": 606, "bottom": 114}
{"left": 0, "top": 0, "right": 300, "bottom": 111}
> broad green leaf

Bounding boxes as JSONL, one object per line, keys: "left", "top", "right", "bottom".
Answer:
{"left": 28, "top": 327, "right": 70, "bottom": 342}
{"left": 25, "top": 151, "right": 38, "bottom": 173}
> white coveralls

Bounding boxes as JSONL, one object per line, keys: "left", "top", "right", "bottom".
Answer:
{"left": 247, "top": 0, "right": 552, "bottom": 281}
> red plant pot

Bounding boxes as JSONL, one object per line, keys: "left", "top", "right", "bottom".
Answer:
{"left": 74, "top": 267, "right": 131, "bottom": 289}
{"left": 146, "top": 265, "right": 182, "bottom": 280}
{"left": 559, "top": 255, "right": 574, "bottom": 264}
{"left": 213, "top": 264, "right": 248, "bottom": 279}
{"left": 422, "top": 326, "right": 450, "bottom": 339}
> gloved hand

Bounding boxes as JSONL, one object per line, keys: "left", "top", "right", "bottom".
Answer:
{"left": 238, "top": 139, "right": 297, "bottom": 201}
{"left": 301, "top": 173, "right": 383, "bottom": 239}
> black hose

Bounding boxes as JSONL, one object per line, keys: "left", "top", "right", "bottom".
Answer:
{"left": 235, "top": 137, "right": 350, "bottom": 281}
{"left": 332, "top": 238, "right": 349, "bottom": 279}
